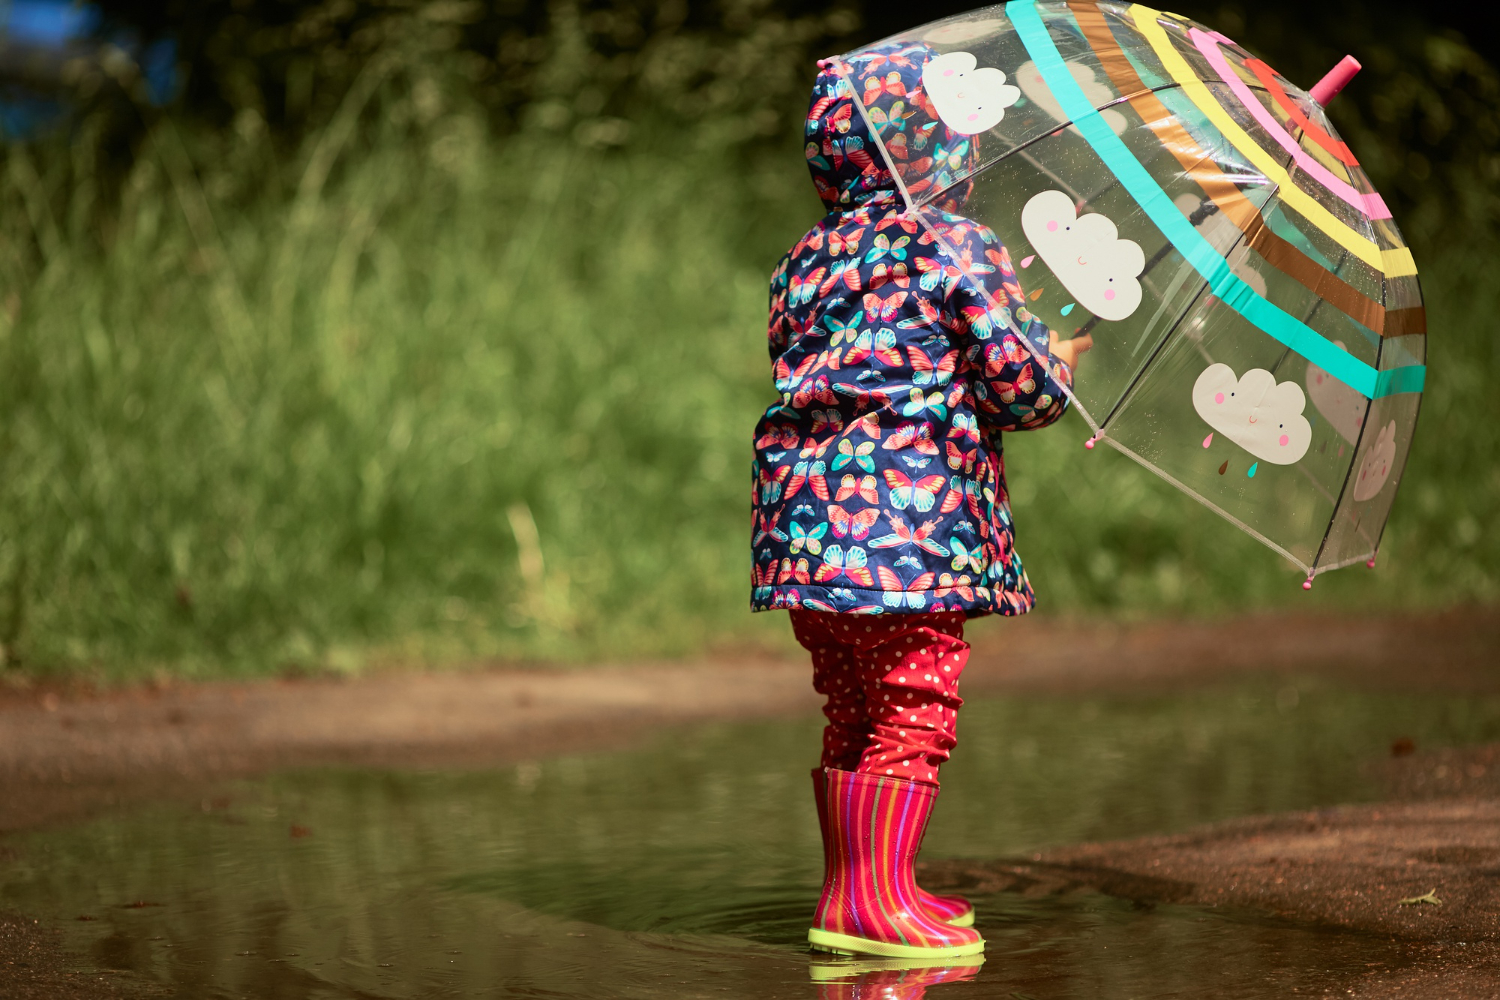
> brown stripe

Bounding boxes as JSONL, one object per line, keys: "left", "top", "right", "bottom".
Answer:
{"left": 1065, "top": 2, "right": 1424, "bottom": 338}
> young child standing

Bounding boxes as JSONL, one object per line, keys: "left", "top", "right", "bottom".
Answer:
{"left": 750, "top": 44, "right": 1087, "bottom": 959}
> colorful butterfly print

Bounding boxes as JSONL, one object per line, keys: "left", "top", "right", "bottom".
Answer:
{"left": 876, "top": 213, "right": 919, "bottom": 234}
{"left": 897, "top": 296, "right": 960, "bottom": 335}
{"left": 821, "top": 259, "right": 862, "bottom": 296}
{"left": 835, "top": 474, "right": 880, "bottom": 504}
{"left": 862, "top": 291, "right": 909, "bottom": 323}
{"left": 832, "top": 438, "right": 876, "bottom": 473}
{"left": 832, "top": 383, "right": 892, "bottom": 413}
{"left": 758, "top": 465, "right": 790, "bottom": 505}
{"left": 870, "top": 514, "right": 949, "bottom": 556}
{"left": 938, "top": 475, "right": 965, "bottom": 515}
{"left": 752, "top": 509, "right": 783, "bottom": 546}
{"left": 902, "top": 388, "right": 947, "bottom": 421}
{"left": 823, "top": 312, "right": 864, "bottom": 349}
{"left": 814, "top": 545, "right": 876, "bottom": 588}
{"left": 801, "top": 597, "right": 838, "bottom": 613}
{"left": 843, "top": 327, "right": 903, "bottom": 367}
{"left": 960, "top": 302, "right": 1014, "bottom": 340}
{"left": 849, "top": 412, "right": 882, "bottom": 439}
{"left": 827, "top": 504, "right": 880, "bottom": 541}
{"left": 911, "top": 119, "right": 939, "bottom": 151}
{"left": 901, "top": 455, "right": 931, "bottom": 469}
{"left": 830, "top": 135, "right": 873, "bottom": 172}
{"left": 863, "top": 70, "right": 907, "bottom": 101}
{"left": 864, "top": 233, "right": 911, "bottom": 264}
{"left": 792, "top": 229, "right": 825, "bottom": 257}
{"left": 799, "top": 435, "right": 833, "bottom": 460}
{"left": 828, "top": 102, "right": 854, "bottom": 134}
{"left": 934, "top": 573, "right": 976, "bottom": 601}
{"left": 791, "top": 503, "right": 815, "bottom": 517}
{"left": 883, "top": 421, "right": 939, "bottom": 456}
{"left": 914, "top": 256, "right": 964, "bottom": 296}
{"left": 868, "top": 261, "right": 910, "bottom": 291}
{"left": 776, "top": 556, "right": 812, "bottom": 585}
{"left": 865, "top": 100, "right": 913, "bottom": 134}
{"left": 944, "top": 382, "right": 966, "bottom": 411}
{"left": 996, "top": 363, "right": 1035, "bottom": 404}
{"left": 755, "top": 424, "right": 799, "bottom": 451}
{"left": 785, "top": 460, "right": 829, "bottom": 502}
{"left": 810, "top": 409, "right": 843, "bottom": 436}
{"left": 945, "top": 442, "right": 977, "bottom": 474}
{"left": 789, "top": 268, "right": 827, "bottom": 306}
{"left": 855, "top": 370, "right": 886, "bottom": 384}
{"left": 793, "top": 376, "right": 838, "bottom": 409}
{"left": 884, "top": 131, "right": 909, "bottom": 160}
{"left": 788, "top": 522, "right": 828, "bottom": 556}
{"left": 828, "top": 227, "right": 866, "bottom": 256}
{"left": 876, "top": 566, "right": 934, "bottom": 609}
{"left": 909, "top": 347, "right": 959, "bottom": 387}
{"left": 950, "top": 537, "right": 984, "bottom": 573}
{"left": 948, "top": 412, "right": 980, "bottom": 444}
{"left": 883, "top": 469, "right": 946, "bottom": 512}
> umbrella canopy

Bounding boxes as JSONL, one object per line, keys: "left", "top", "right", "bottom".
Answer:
{"left": 830, "top": 1, "right": 1425, "bottom": 583}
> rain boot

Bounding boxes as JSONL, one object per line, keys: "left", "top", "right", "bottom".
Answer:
{"left": 812, "top": 769, "right": 975, "bottom": 927}
{"left": 809, "top": 768, "right": 985, "bottom": 959}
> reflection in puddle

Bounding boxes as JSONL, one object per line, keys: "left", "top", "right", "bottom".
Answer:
{"left": 5, "top": 682, "right": 1500, "bottom": 997}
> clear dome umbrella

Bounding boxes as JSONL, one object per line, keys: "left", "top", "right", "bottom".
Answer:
{"left": 829, "top": 1, "right": 1425, "bottom": 586}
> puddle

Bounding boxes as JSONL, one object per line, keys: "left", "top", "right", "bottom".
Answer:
{"left": 5, "top": 679, "right": 1500, "bottom": 997}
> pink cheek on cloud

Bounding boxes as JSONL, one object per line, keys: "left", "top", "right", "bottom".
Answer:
{"left": 944, "top": 69, "right": 955, "bottom": 77}
{"left": 1279, "top": 434, "right": 1290, "bottom": 446}
{"left": 1214, "top": 392, "right": 1225, "bottom": 404}
{"left": 967, "top": 113, "right": 979, "bottom": 121}
{"left": 1047, "top": 220, "right": 1059, "bottom": 232}
{"left": 1104, "top": 289, "right": 1116, "bottom": 301}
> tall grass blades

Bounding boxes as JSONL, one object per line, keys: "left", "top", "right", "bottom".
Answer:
{"left": 0, "top": 101, "right": 1495, "bottom": 680}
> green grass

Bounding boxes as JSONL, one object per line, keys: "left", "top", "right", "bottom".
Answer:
{"left": 0, "top": 108, "right": 1495, "bottom": 681}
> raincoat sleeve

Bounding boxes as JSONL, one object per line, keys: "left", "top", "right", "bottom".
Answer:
{"left": 947, "top": 222, "right": 1073, "bottom": 435}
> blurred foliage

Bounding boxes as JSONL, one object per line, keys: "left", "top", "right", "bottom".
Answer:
{"left": 0, "top": 0, "right": 1496, "bottom": 679}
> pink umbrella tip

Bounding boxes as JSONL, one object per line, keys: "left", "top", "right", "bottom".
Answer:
{"left": 1309, "top": 56, "right": 1361, "bottom": 107}
{"left": 1302, "top": 577, "right": 1314, "bottom": 591}
{"left": 1084, "top": 435, "right": 1097, "bottom": 449}
{"left": 1366, "top": 557, "right": 1377, "bottom": 569}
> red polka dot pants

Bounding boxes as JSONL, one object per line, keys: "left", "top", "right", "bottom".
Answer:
{"left": 790, "top": 609, "right": 969, "bottom": 788}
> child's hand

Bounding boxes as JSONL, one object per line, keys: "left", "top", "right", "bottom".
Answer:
{"left": 1049, "top": 330, "right": 1094, "bottom": 370}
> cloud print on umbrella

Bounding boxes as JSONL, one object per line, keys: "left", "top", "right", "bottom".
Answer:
{"left": 1352, "top": 421, "right": 1398, "bottom": 501}
{"left": 1016, "top": 60, "right": 1128, "bottom": 136}
{"left": 1305, "top": 344, "right": 1368, "bottom": 445}
{"left": 922, "top": 52, "right": 1020, "bottom": 136}
{"left": 1021, "top": 190, "right": 1144, "bottom": 321}
{"left": 1193, "top": 364, "right": 1313, "bottom": 465}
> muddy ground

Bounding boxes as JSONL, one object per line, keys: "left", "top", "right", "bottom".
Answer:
{"left": 2, "top": 607, "right": 1499, "bottom": 997}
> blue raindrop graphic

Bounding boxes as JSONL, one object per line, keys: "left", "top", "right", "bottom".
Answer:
{"left": 1060, "top": 303, "right": 1076, "bottom": 316}
{"left": 1247, "top": 462, "right": 1259, "bottom": 478}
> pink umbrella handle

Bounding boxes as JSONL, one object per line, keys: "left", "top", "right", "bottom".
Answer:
{"left": 1309, "top": 56, "right": 1361, "bottom": 106}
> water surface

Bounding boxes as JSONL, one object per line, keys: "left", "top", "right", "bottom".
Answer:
{"left": 5, "top": 679, "right": 1499, "bottom": 998}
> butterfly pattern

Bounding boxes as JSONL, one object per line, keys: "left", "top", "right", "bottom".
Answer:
{"left": 751, "top": 43, "right": 1073, "bottom": 618}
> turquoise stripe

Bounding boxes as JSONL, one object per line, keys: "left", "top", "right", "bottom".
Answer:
{"left": 1008, "top": 1, "right": 1423, "bottom": 400}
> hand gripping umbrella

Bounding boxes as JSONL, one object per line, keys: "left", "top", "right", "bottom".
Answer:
{"left": 828, "top": 1, "right": 1425, "bottom": 586}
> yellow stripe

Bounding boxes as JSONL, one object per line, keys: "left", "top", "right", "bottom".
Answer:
{"left": 1129, "top": 5, "right": 1417, "bottom": 278}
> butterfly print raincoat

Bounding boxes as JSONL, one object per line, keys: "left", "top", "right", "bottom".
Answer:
{"left": 750, "top": 44, "right": 1073, "bottom": 617}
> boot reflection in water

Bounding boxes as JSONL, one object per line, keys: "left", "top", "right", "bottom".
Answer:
{"left": 810, "top": 955, "right": 985, "bottom": 999}
{"left": 791, "top": 610, "right": 984, "bottom": 959}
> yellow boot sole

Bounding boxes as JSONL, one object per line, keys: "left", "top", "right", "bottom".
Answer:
{"left": 944, "top": 907, "right": 975, "bottom": 928}
{"left": 808, "top": 927, "right": 986, "bottom": 959}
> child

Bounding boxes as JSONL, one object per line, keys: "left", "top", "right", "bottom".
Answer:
{"left": 750, "top": 43, "right": 1087, "bottom": 959}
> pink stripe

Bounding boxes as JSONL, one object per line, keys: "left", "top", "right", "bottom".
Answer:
{"left": 1190, "top": 28, "right": 1391, "bottom": 220}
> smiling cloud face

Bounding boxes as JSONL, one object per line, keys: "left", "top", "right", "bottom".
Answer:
{"left": 1304, "top": 343, "right": 1368, "bottom": 445}
{"left": 1021, "top": 189, "right": 1144, "bottom": 321}
{"left": 1193, "top": 364, "right": 1313, "bottom": 465}
{"left": 922, "top": 51, "right": 1020, "bottom": 135}
{"left": 1352, "top": 421, "right": 1398, "bottom": 501}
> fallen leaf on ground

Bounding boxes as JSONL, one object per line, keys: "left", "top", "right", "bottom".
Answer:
{"left": 1398, "top": 888, "right": 1442, "bottom": 906}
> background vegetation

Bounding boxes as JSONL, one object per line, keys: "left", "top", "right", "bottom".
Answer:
{"left": 0, "top": 0, "right": 1496, "bottom": 680}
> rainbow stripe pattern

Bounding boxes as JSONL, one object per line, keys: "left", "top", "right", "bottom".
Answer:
{"left": 809, "top": 768, "right": 986, "bottom": 958}
{"left": 812, "top": 768, "right": 976, "bottom": 927}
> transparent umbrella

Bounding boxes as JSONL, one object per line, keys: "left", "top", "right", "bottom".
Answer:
{"left": 830, "top": 1, "right": 1425, "bottom": 586}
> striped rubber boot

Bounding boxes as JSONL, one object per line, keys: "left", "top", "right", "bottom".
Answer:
{"left": 812, "top": 769, "right": 975, "bottom": 927}
{"left": 809, "top": 769, "right": 985, "bottom": 958}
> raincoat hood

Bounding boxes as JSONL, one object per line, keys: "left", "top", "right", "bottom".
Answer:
{"left": 804, "top": 42, "right": 978, "bottom": 214}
